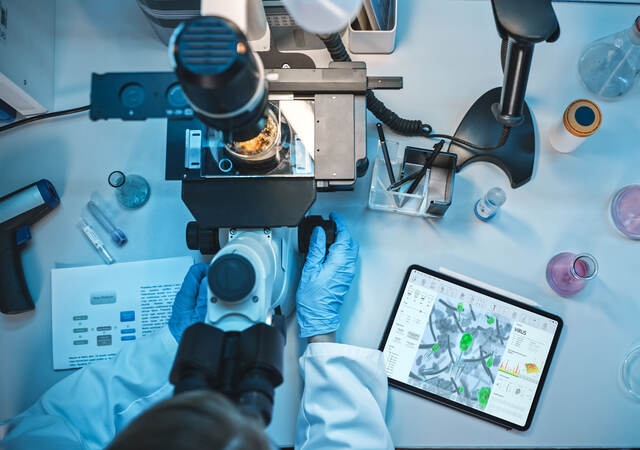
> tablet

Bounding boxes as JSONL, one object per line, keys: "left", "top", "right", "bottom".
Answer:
{"left": 380, "top": 265, "right": 562, "bottom": 431}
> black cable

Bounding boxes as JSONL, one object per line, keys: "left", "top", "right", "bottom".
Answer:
{"left": 0, "top": 105, "right": 90, "bottom": 133}
{"left": 426, "top": 127, "right": 510, "bottom": 151}
{"left": 316, "top": 33, "right": 510, "bottom": 151}
{"left": 317, "top": 33, "right": 352, "bottom": 63}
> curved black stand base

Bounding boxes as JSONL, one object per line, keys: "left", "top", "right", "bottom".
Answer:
{"left": 447, "top": 87, "right": 535, "bottom": 189}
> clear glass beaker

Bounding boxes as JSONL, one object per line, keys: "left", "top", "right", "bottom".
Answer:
{"left": 108, "top": 171, "right": 150, "bottom": 209}
{"left": 546, "top": 252, "right": 598, "bottom": 297}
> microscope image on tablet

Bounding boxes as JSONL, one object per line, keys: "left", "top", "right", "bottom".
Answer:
{"left": 382, "top": 267, "right": 561, "bottom": 430}
{"left": 408, "top": 294, "right": 515, "bottom": 410}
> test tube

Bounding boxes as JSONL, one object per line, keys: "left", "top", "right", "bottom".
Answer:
{"left": 86, "top": 201, "right": 128, "bottom": 246}
{"left": 78, "top": 218, "right": 115, "bottom": 265}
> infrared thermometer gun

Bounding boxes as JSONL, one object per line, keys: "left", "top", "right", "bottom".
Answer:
{"left": 0, "top": 180, "right": 60, "bottom": 314}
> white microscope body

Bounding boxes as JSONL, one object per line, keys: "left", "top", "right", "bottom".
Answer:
{"left": 205, "top": 228, "right": 300, "bottom": 332}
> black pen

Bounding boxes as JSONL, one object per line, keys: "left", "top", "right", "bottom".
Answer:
{"left": 389, "top": 140, "right": 444, "bottom": 191}
{"left": 397, "top": 141, "right": 444, "bottom": 207}
{"left": 405, "top": 140, "right": 444, "bottom": 195}
{"left": 387, "top": 168, "right": 421, "bottom": 191}
{"left": 376, "top": 123, "right": 396, "bottom": 184}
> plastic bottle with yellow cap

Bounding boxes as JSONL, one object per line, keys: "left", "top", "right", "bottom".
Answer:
{"left": 548, "top": 99, "right": 602, "bottom": 153}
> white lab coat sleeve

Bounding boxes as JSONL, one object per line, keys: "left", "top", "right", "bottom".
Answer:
{"left": 295, "top": 343, "right": 394, "bottom": 450}
{"left": 1, "top": 325, "right": 178, "bottom": 450}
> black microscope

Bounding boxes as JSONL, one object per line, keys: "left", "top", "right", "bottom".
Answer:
{"left": 448, "top": 0, "right": 560, "bottom": 188}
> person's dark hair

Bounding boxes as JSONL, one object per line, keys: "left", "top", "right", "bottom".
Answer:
{"left": 107, "top": 391, "right": 271, "bottom": 450}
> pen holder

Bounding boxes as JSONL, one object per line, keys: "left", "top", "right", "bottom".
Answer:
{"left": 368, "top": 140, "right": 456, "bottom": 218}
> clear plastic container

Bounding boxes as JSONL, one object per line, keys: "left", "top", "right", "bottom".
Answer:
{"left": 368, "top": 140, "right": 456, "bottom": 218}
{"left": 578, "top": 16, "right": 640, "bottom": 100}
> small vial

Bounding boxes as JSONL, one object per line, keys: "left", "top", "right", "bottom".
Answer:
{"left": 108, "top": 171, "right": 150, "bottom": 209}
{"left": 549, "top": 99, "right": 602, "bottom": 153}
{"left": 78, "top": 219, "right": 115, "bottom": 265}
{"left": 87, "top": 201, "right": 128, "bottom": 246}
{"left": 474, "top": 187, "right": 506, "bottom": 221}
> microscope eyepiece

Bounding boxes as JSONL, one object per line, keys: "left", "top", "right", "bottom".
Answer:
{"left": 208, "top": 254, "right": 256, "bottom": 303}
{"left": 170, "top": 16, "right": 268, "bottom": 141}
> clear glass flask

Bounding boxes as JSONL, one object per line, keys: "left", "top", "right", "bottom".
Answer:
{"left": 108, "top": 171, "right": 150, "bottom": 209}
{"left": 578, "top": 16, "right": 640, "bottom": 100}
{"left": 546, "top": 252, "right": 598, "bottom": 297}
{"left": 474, "top": 187, "right": 506, "bottom": 221}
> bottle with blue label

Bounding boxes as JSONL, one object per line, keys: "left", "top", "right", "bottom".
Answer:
{"left": 474, "top": 187, "right": 506, "bottom": 221}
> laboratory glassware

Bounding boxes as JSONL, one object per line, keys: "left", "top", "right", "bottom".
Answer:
{"left": 87, "top": 201, "right": 128, "bottom": 246}
{"left": 610, "top": 185, "right": 640, "bottom": 240}
{"left": 549, "top": 99, "right": 602, "bottom": 153}
{"left": 78, "top": 219, "right": 115, "bottom": 265}
{"left": 621, "top": 344, "right": 640, "bottom": 401}
{"left": 546, "top": 252, "right": 598, "bottom": 297}
{"left": 578, "top": 16, "right": 640, "bottom": 100}
{"left": 108, "top": 171, "right": 150, "bottom": 209}
{"left": 474, "top": 187, "right": 506, "bottom": 221}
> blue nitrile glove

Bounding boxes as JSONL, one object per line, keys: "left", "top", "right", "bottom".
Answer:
{"left": 296, "top": 212, "right": 359, "bottom": 338}
{"left": 168, "top": 262, "right": 209, "bottom": 343}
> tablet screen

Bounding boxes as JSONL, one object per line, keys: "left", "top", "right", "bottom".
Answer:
{"left": 382, "top": 268, "right": 560, "bottom": 428}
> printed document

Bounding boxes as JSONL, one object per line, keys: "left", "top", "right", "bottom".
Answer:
{"left": 51, "top": 256, "right": 193, "bottom": 370}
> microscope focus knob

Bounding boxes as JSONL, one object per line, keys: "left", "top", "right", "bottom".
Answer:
{"left": 185, "top": 222, "right": 220, "bottom": 255}
{"left": 208, "top": 254, "right": 256, "bottom": 303}
{"left": 298, "top": 215, "right": 337, "bottom": 254}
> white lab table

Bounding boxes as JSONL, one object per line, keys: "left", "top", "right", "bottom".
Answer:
{"left": 1, "top": 0, "right": 639, "bottom": 447}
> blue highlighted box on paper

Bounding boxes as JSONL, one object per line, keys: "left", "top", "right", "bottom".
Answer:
{"left": 121, "top": 336, "right": 136, "bottom": 341}
{"left": 120, "top": 310, "right": 135, "bottom": 322}
{"left": 121, "top": 328, "right": 136, "bottom": 334}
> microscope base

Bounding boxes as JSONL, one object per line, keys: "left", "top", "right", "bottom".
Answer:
{"left": 447, "top": 87, "right": 535, "bottom": 188}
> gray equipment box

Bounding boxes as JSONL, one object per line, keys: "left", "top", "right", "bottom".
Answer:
{"left": 0, "top": 0, "right": 55, "bottom": 117}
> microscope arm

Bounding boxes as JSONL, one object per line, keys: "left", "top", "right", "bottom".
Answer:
{"left": 490, "top": 0, "right": 560, "bottom": 127}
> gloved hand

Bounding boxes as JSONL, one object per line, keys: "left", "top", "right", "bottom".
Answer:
{"left": 168, "top": 262, "right": 209, "bottom": 343}
{"left": 296, "top": 212, "right": 359, "bottom": 338}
